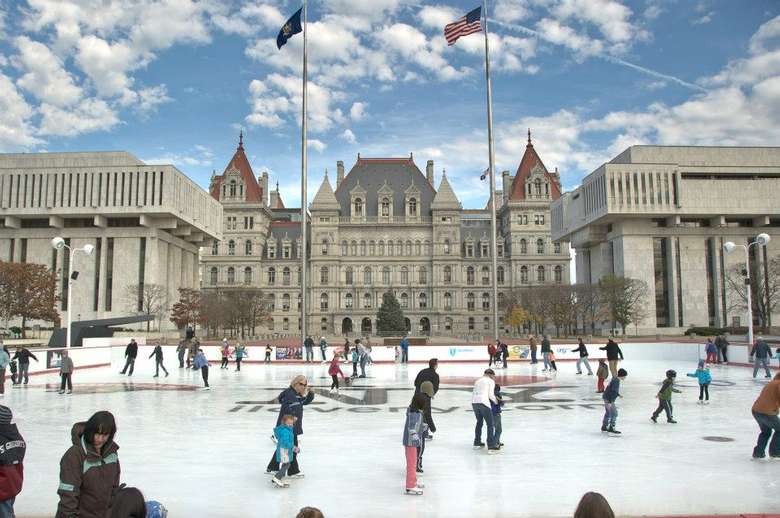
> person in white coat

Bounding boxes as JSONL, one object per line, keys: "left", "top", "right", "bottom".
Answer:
{"left": 471, "top": 369, "right": 499, "bottom": 452}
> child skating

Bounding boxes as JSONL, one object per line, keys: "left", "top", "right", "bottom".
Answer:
{"left": 403, "top": 393, "right": 428, "bottom": 495}
{"left": 549, "top": 351, "right": 558, "bottom": 372}
{"left": 491, "top": 383, "right": 505, "bottom": 449}
{"left": 272, "top": 415, "right": 298, "bottom": 488}
{"left": 651, "top": 370, "right": 681, "bottom": 423}
{"left": 328, "top": 352, "right": 348, "bottom": 394}
{"left": 596, "top": 359, "right": 608, "bottom": 393}
{"left": 193, "top": 348, "right": 210, "bottom": 390}
{"left": 58, "top": 350, "right": 74, "bottom": 394}
{"left": 687, "top": 360, "right": 712, "bottom": 404}
{"left": 220, "top": 341, "right": 231, "bottom": 369}
{"left": 265, "top": 344, "right": 273, "bottom": 363}
{"left": 601, "top": 368, "right": 627, "bottom": 434}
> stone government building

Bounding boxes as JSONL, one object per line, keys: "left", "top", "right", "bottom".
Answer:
{"left": 203, "top": 133, "right": 571, "bottom": 337}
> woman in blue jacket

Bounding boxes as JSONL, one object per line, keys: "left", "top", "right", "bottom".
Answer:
{"left": 266, "top": 375, "right": 314, "bottom": 477}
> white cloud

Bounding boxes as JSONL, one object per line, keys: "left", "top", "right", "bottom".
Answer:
{"left": 350, "top": 102, "right": 367, "bottom": 121}
{"left": 14, "top": 36, "right": 82, "bottom": 107}
{"left": 38, "top": 97, "right": 119, "bottom": 136}
{"left": 340, "top": 129, "right": 356, "bottom": 144}
{"left": 0, "top": 73, "right": 42, "bottom": 150}
{"left": 496, "top": 0, "right": 532, "bottom": 23}
{"left": 550, "top": 0, "right": 643, "bottom": 44}
{"left": 692, "top": 12, "right": 714, "bottom": 25}
{"left": 535, "top": 17, "right": 604, "bottom": 58}
{"left": 134, "top": 84, "right": 172, "bottom": 115}
{"left": 307, "top": 139, "right": 327, "bottom": 152}
{"left": 419, "top": 5, "right": 459, "bottom": 30}
{"left": 144, "top": 145, "right": 215, "bottom": 168}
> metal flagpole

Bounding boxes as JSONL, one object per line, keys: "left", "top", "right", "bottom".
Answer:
{"left": 300, "top": 0, "right": 309, "bottom": 342}
{"left": 483, "top": 0, "right": 500, "bottom": 343}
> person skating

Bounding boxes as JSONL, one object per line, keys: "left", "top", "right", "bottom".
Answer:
{"left": 176, "top": 340, "right": 187, "bottom": 368}
{"left": 193, "top": 348, "right": 210, "bottom": 390}
{"left": 234, "top": 343, "right": 247, "bottom": 371}
{"left": 414, "top": 359, "right": 440, "bottom": 396}
{"left": 651, "top": 370, "right": 681, "bottom": 423}
{"left": 0, "top": 405, "right": 25, "bottom": 517}
{"left": 572, "top": 338, "right": 593, "bottom": 375}
{"left": 303, "top": 336, "right": 315, "bottom": 363}
{"left": 11, "top": 346, "right": 38, "bottom": 385}
{"left": 472, "top": 369, "right": 499, "bottom": 452}
{"left": 549, "top": 350, "right": 558, "bottom": 372}
{"left": 602, "top": 368, "right": 627, "bottom": 434}
{"left": 687, "top": 360, "right": 712, "bottom": 404}
{"left": 265, "top": 344, "right": 273, "bottom": 363}
{"left": 416, "top": 381, "right": 436, "bottom": 472}
{"left": 529, "top": 335, "right": 538, "bottom": 364}
{"left": 119, "top": 339, "right": 138, "bottom": 376}
{"left": 319, "top": 337, "right": 328, "bottom": 363}
{"left": 540, "top": 335, "right": 552, "bottom": 372}
{"left": 499, "top": 341, "right": 509, "bottom": 369}
{"left": 596, "top": 359, "right": 609, "bottom": 393}
{"left": 220, "top": 340, "right": 231, "bottom": 369}
{"left": 751, "top": 372, "right": 780, "bottom": 459}
{"left": 328, "top": 353, "right": 347, "bottom": 393}
{"left": 400, "top": 336, "right": 410, "bottom": 364}
{"left": 59, "top": 350, "right": 74, "bottom": 394}
{"left": 8, "top": 359, "right": 16, "bottom": 387}
{"left": 487, "top": 343, "right": 497, "bottom": 367}
{"left": 148, "top": 340, "right": 169, "bottom": 378}
{"left": 188, "top": 339, "right": 199, "bottom": 370}
{"left": 57, "top": 412, "right": 120, "bottom": 518}
{"left": 271, "top": 415, "right": 298, "bottom": 488}
{"left": 351, "top": 347, "right": 359, "bottom": 378}
{"left": 715, "top": 334, "right": 729, "bottom": 363}
{"left": 266, "top": 375, "right": 314, "bottom": 477}
{"left": 600, "top": 339, "right": 624, "bottom": 377}
{"left": 0, "top": 348, "right": 8, "bottom": 397}
{"left": 750, "top": 338, "right": 773, "bottom": 379}
{"left": 704, "top": 338, "right": 718, "bottom": 364}
{"left": 491, "top": 383, "right": 505, "bottom": 449}
{"left": 357, "top": 339, "right": 369, "bottom": 378}
{"left": 403, "top": 393, "right": 428, "bottom": 495}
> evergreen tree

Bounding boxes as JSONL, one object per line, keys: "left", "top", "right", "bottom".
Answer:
{"left": 376, "top": 291, "right": 406, "bottom": 336}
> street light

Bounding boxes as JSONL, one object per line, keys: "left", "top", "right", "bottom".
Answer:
{"left": 51, "top": 237, "right": 95, "bottom": 348}
{"left": 723, "top": 233, "right": 771, "bottom": 347}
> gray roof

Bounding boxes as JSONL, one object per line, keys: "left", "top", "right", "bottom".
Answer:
{"left": 264, "top": 222, "right": 302, "bottom": 259}
{"left": 0, "top": 151, "right": 145, "bottom": 169}
{"left": 431, "top": 172, "right": 461, "bottom": 210}
{"left": 311, "top": 172, "right": 339, "bottom": 209}
{"left": 334, "top": 157, "right": 436, "bottom": 216}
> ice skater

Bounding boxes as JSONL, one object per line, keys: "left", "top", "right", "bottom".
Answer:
{"left": 596, "top": 359, "right": 608, "bottom": 393}
{"left": 529, "top": 335, "right": 538, "bottom": 364}
{"left": 357, "top": 339, "right": 369, "bottom": 378}
{"left": 491, "top": 382, "right": 504, "bottom": 449}
{"left": 403, "top": 393, "right": 428, "bottom": 495}
{"left": 601, "top": 368, "right": 627, "bottom": 434}
{"left": 328, "top": 352, "right": 347, "bottom": 393}
{"left": 351, "top": 347, "right": 359, "bottom": 378}
{"left": 472, "top": 369, "right": 499, "bottom": 452}
{"left": 319, "top": 337, "right": 328, "bottom": 363}
{"left": 400, "top": 335, "right": 409, "bottom": 364}
{"left": 715, "top": 334, "right": 729, "bottom": 363}
{"left": 220, "top": 340, "right": 231, "bottom": 369}
{"left": 266, "top": 375, "right": 314, "bottom": 478}
{"left": 487, "top": 342, "right": 497, "bottom": 367}
{"left": 651, "top": 370, "right": 681, "bottom": 423}
{"left": 687, "top": 360, "right": 712, "bottom": 404}
{"left": 704, "top": 338, "right": 718, "bottom": 364}
{"left": 751, "top": 372, "right": 780, "bottom": 459}
{"left": 600, "top": 338, "right": 624, "bottom": 377}
{"left": 572, "top": 337, "right": 593, "bottom": 375}
{"left": 11, "top": 345, "right": 38, "bottom": 385}
{"left": 541, "top": 335, "right": 552, "bottom": 371}
{"left": 750, "top": 337, "right": 773, "bottom": 379}
{"left": 416, "top": 381, "right": 436, "bottom": 472}
{"left": 265, "top": 344, "right": 273, "bottom": 363}
{"left": 193, "top": 348, "right": 210, "bottom": 390}
{"left": 59, "top": 350, "right": 74, "bottom": 394}
{"left": 0, "top": 405, "right": 25, "bottom": 517}
{"left": 8, "top": 359, "right": 16, "bottom": 387}
{"left": 176, "top": 339, "right": 187, "bottom": 368}
{"left": 548, "top": 350, "right": 558, "bottom": 372}
{"left": 304, "top": 336, "right": 315, "bottom": 363}
{"left": 414, "top": 359, "right": 440, "bottom": 397}
{"left": 234, "top": 343, "right": 247, "bottom": 371}
{"left": 271, "top": 415, "right": 298, "bottom": 488}
{"left": 499, "top": 341, "right": 509, "bottom": 369}
{"left": 119, "top": 338, "right": 138, "bottom": 376}
{"left": 148, "top": 340, "right": 169, "bottom": 378}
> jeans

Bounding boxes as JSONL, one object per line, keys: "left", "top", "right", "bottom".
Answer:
{"left": 576, "top": 357, "right": 593, "bottom": 374}
{"left": 201, "top": 366, "right": 209, "bottom": 387}
{"left": 320, "top": 348, "right": 327, "bottom": 361}
{"left": 753, "top": 357, "right": 771, "bottom": 378}
{"left": 305, "top": 347, "right": 314, "bottom": 362}
{"left": 653, "top": 400, "right": 673, "bottom": 420}
{"left": 721, "top": 346, "right": 728, "bottom": 363}
{"left": 154, "top": 360, "right": 168, "bottom": 377}
{"left": 472, "top": 403, "right": 496, "bottom": 448}
{"left": 542, "top": 352, "right": 551, "bottom": 370}
{"left": 352, "top": 361, "right": 358, "bottom": 377}
{"left": 699, "top": 383, "right": 710, "bottom": 401}
{"left": 60, "top": 373, "right": 72, "bottom": 392}
{"left": 268, "top": 434, "right": 300, "bottom": 475}
{"left": 236, "top": 359, "right": 242, "bottom": 371}
{"left": 752, "top": 411, "right": 780, "bottom": 458}
{"left": 493, "top": 413, "right": 502, "bottom": 444}
{"left": 265, "top": 353, "right": 271, "bottom": 364}
{"left": 19, "top": 362, "right": 30, "bottom": 384}
{"left": 178, "top": 350, "right": 185, "bottom": 368}
{"left": 220, "top": 357, "right": 228, "bottom": 368}
{"left": 530, "top": 348, "right": 537, "bottom": 364}
{"left": 401, "top": 349, "right": 408, "bottom": 363}
{"left": 405, "top": 446, "right": 418, "bottom": 489}
{"left": 120, "top": 357, "right": 135, "bottom": 375}
{"left": 360, "top": 355, "right": 368, "bottom": 377}
{"left": 502, "top": 354, "right": 508, "bottom": 369}
{"left": 0, "top": 496, "right": 15, "bottom": 518}
{"left": 603, "top": 402, "right": 618, "bottom": 428}
{"left": 276, "top": 462, "right": 290, "bottom": 481}
{"left": 488, "top": 353, "right": 495, "bottom": 367}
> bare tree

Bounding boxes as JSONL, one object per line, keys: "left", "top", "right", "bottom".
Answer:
{"left": 547, "top": 285, "right": 577, "bottom": 337}
{"left": 123, "top": 283, "right": 167, "bottom": 331}
{"left": 598, "top": 275, "right": 649, "bottom": 336}
{"left": 725, "top": 256, "right": 780, "bottom": 331}
{"left": 574, "top": 284, "right": 606, "bottom": 335}
{"left": 199, "top": 289, "right": 271, "bottom": 339}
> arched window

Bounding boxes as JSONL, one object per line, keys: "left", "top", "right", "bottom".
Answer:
{"left": 381, "top": 197, "right": 390, "bottom": 217}
{"left": 554, "top": 242, "right": 562, "bottom": 254}
{"left": 443, "top": 265, "right": 452, "bottom": 283}
{"left": 320, "top": 293, "right": 328, "bottom": 310}
{"left": 444, "top": 292, "right": 452, "bottom": 310}
{"left": 467, "top": 293, "right": 475, "bottom": 310}
{"left": 415, "top": 241, "right": 421, "bottom": 255}
{"left": 360, "top": 240, "right": 366, "bottom": 256}
{"left": 320, "top": 267, "right": 329, "bottom": 285}
{"left": 211, "top": 241, "right": 219, "bottom": 255}
{"left": 419, "top": 293, "right": 427, "bottom": 308}
{"left": 424, "top": 240, "right": 431, "bottom": 255}
{"left": 228, "top": 240, "right": 236, "bottom": 256}
{"left": 534, "top": 178, "right": 542, "bottom": 196}
{"left": 297, "top": 267, "right": 302, "bottom": 285}
{"left": 210, "top": 267, "right": 217, "bottom": 286}
{"left": 245, "top": 240, "right": 252, "bottom": 255}
{"left": 408, "top": 198, "right": 417, "bottom": 216}
{"left": 537, "top": 238, "right": 545, "bottom": 254}
{"left": 345, "top": 293, "right": 353, "bottom": 308}
{"left": 321, "top": 239, "right": 328, "bottom": 255}
{"left": 282, "top": 293, "right": 291, "bottom": 311}
{"left": 378, "top": 241, "right": 385, "bottom": 256}
{"left": 354, "top": 198, "right": 363, "bottom": 216}
{"left": 400, "top": 292, "right": 409, "bottom": 308}
{"left": 351, "top": 241, "right": 357, "bottom": 255}
{"left": 345, "top": 267, "right": 353, "bottom": 285}
{"left": 497, "top": 266, "right": 505, "bottom": 285}
{"left": 382, "top": 266, "right": 390, "bottom": 284}
{"left": 482, "top": 292, "right": 490, "bottom": 310}
{"left": 243, "top": 267, "right": 252, "bottom": 285}
{"left": 364, "top": 267, "right": 372, "bottom": 285}
{"left": 341, "top": 240, "right": 348, "bottom": 255}
{"left": 396, "top": 240, "right": 403, "bottom": 255}
{"left": 418, "top": 267, "right": 427, "bottom": 284}
{"left": 444, "top": 317, "right": 453, "bottom": 331}
{"left": 555, "top": 265, "right": 563, "bottom": 283}
{"left": 483, "top": 317, "right": 490, "bottom": 330}
{"left": 468, "top": 317, "right": 475, "bottom": 330}
{"left": 537, "top": 265, "right": 545, "bottom": 282}
{"left": 268, "top": 267, "right": 276, "bottom": 285}
{"left": 467, "top": 266, "right": 475, "bottom": 285}
{"left": 444, "top": 239, "right": 451, "bottom": 255}
{"left": 229, "top": 180, "right": 237, "bottom": 197}
{"left": 369, "top": 241, "right": 375, "bottom": 255}
{"left": 401, "top": 266, "right": 409, "bottom": 284}
{"left": 363, "top": 293, "right": 372, "bottom": 309}
{"left": 481, "top": 266, "right": 490, "bottom": 285}
{"left": 283, "top": 267, "right": 291, "bottom": 285}
{"left": 498, "top": 292, "right": 505, "bottom": 309}
{"left": 406, "top": 241, "right": 412, "bottom": 255}
{"left": 520, "top": 238, "right": 527, "bottom": 254}
{"left": 227, "top": 267, "right": 235, "bottom": 285}
{"left": 267, "top": 294, "right": 275, "bottom": 311}
{"left": 520, "top": 266, "right": 528, "bottom": 284}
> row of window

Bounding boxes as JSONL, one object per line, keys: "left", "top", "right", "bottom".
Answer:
{"left": 516, "top": 214, "right": 546, "bottom": 225}
{"left": 263, "top": 315, "right": 498, "bottom": 333}
{"left": 352, "top": 197, "right": 417, "bottom": 218}
{"left": 225, "top": 215, "right": 255, "bottom": 231}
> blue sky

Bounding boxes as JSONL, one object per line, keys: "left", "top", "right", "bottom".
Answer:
{"left": 0, "top": 0, "right": 778, "bottom": 209}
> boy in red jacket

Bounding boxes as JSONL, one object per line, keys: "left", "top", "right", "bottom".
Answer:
{"left": 0, "top": 405, "right": 25, "bottom": 516}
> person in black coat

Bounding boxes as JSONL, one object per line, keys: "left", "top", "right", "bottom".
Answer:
{"left": 119, "top": 339, "right": 138, "bottom": 376}
{"left": 499, "top": 342, "right": 509, "bottom": 369}
{"left": 572, "top": 337, "right": 593, "bottom": 375}
{"left": 148, "top": 340, "right": 168, "bottom": 378}
{"left": 414, "top": 359, "right": 440, "bottom": 395}
{"left": 266, "top": 375, "right": 315, "bottom": 477}
{"left": 413, "top": 387, "right": 436, "bottom": 473}
{"left": 12, "top": 347, "right": 38, "bottom": 385}
{"left": 599, "top": 339, "right": 624, "bottom": 377}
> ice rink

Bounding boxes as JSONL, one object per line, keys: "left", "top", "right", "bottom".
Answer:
{"left": 9, "top": 355, "right": 780, "bottom": 518}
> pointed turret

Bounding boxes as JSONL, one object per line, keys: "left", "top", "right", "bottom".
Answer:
{"left": 507, "top": 129, "right": 562, "bottom": 201}
{"left": 311, "top": 170, "right": 339, "bottom": 210}
{"left": 209, "top": 132, "right": 263, "bottom": 202}
{"left": 431, "top": 170, "right": 462, "bottom": 210}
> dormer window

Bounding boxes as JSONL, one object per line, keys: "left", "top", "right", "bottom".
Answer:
{"left": 268, "top": 245, "right": 276, "bottom": 259}
{"left": 381, "top": 198, "right": 390, "bottom": 217}
{"left": 408, "top": 198, "right": 417, "bottom": 216}
{"left": 229, "top": 180, "right": 237, "bottom": 197}
{"left": 283, "top": 246, "right": 290, "bottom": 258}
{"left": 534, "top": 178, "right": 542, "bottom": 196}
{"left": 354, "top": 198, "right": 363, "bottom": 216}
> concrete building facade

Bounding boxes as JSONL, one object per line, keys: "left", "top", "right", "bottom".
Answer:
{"left": 551, "top": 145, "right": 780, "bottom": 334}
{"left": 0, "top": 151, "right": 222, "bottom": 328}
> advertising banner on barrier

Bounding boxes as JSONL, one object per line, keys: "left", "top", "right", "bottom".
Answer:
{"left": 276, "top": 347, "right": 302, "bottom": 360}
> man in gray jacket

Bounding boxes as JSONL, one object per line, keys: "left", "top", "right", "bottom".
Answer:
{"left": 751, "top": 337, "right": 774, "bottom": 379}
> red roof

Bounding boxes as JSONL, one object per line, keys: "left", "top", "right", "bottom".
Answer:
{"left": 210, "top": 132, "right": 263, "bottom": 203}
{"left": 508, "top": 131, "right": 562, "bottom": 201}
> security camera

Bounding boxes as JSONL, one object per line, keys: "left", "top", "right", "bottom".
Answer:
{"left": 723, "top": 241, "right": 736, "bottom": 253}
{"left": 756, "top": 233, "right": 771, "bottom": 246}
{"left": 51, "top": 237, "right": 65, "bottom": 250}
{"left": 83, "top": 244, "right": 95, "bottom": 256}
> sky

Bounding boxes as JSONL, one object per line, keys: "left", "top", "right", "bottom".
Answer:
{"left": 0, "top": 0, "right": 779, "bottom": 209}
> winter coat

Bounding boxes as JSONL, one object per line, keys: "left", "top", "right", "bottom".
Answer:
{"left": 273, "top": 424, "right": 295, "bottom": 464}
{"left": 752, "top": 376, "right": 780, "bottom": 415}
{"left": 705, "top": 341, "right": 717, "bottom": 354}
{"left": 400, "top": 338, "right": 409, "bottom": 351}
{"left": 751, "top": 341, "right": 772, "bottom": 359}
{"left": 417, "top": 392, "right": 436, "bottom": 433}
{"left": 275, "top": 387, "right": 315, "bottom": 435}
{"left": 715, "top": 336, "right": 729, "bottom": 349}
{"left": 600, "top": 341, "right": 624, "bottom": 360}
{"left": 596, "top": 363, "right": 609, "bottom": 380}
{"left": 490, "top": 385, "right": 504, "bottom": 415}
{"left": 148, "top": 345, "right": 164, "bottom": 361}
{"left": 687, "top": 368, "right": 712, "bottom": 385}
{"left": 0, "top": 350, "right": 8, "bottom": 370}
{"left": 487, "top": 344, "right": 497, "bottom": 356}
{"left": 602, "top": 378, "right": 621, "bottom": 403}
{"left": 540, "top": 338, "right": 551, "bottom": 353}
{"left": 234, "top": 345, "right": 247, "bottom": 360}
{"left": 402, "top": 408, "right": 427, "bottom": 448}
{"left": 124, "top": 342, "right": 138, "bottom": 359}
{"left": 572, "top": 342, "right": 589, "bottom": 357}
{"left": 304, "top": 337, "right": 315, "bottom": 349}
{"left": 319, "top": 339, "right": 327, "bottom": 350}
{"left": 658, "top": 379, "right": 681, "bottom": 401}
{"left": 328, "top": 358, "right": 344, "bottom": 377}
{"left": 0, "top": 422, "right": 25, "bottom": 501}
{"left": 529, "top": 337, "right": 537, "bottom": 350}
{"left": 60, "top": 357, "right": 74, "bottom": 375}
{"left": 221, "top": 345, "right": 231, "bottom": 358}
{"left": 351, "top": 350, "right": 359, "bottom": 363}
{"left": 413, "top": 367, "right": 440, "bottom": 395}
{"left": 193, "top": 353, "right": 209, "bottom": 369}
{"left": 56, "top": 423, "right": 120, "bottom": 518}
{"left": 11, "top": 348, "right": 37, "bottom": 365}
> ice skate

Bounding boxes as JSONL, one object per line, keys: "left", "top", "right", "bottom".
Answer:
{"left": 601, "top": 425, "right": 608, "bottom": 432}
{"left": 651, "top": 416, "right": 657, "bottom": 423}
{"left": 289, "top": 472, "right": 305, "bottom": 479}
{"left": 667, "top": 419, "right": 677, "bottom": 424}
{"left": 487, "top": 447, "right": 500, "bottom": 454}
{"left": 473, "top": 441, "right": 485, "bottom": 449}
{"left": 608, "top": 426, "right": 621, "bottom": 434}
{"left": 58, "top": 390, "right": 65, "bottom": 394}
{"left": 271, "top": 477, "right": 289, "bottom": 488}
{"left": 405, "top": 488, "right": 423, "bottom": 496}
{"left": 67, "top": 390, "right": 72, "bottom": 394}
{"left": 416, "top": 481, "right": 425, "bottom": 489}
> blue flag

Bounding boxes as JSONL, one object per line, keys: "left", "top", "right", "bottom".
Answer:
{"left": 277, "top": 7, "right": 303, "bottom": 49}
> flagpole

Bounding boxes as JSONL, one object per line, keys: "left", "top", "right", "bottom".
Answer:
{"left": 483, "top": 0, "right": 500, "bottom": 343}
{"left": 300, "top": 0, "right": 309, "bottom": 343}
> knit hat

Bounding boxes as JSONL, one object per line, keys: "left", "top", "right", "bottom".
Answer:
{"left": 698, "top": 359, "right": 705, "bottom": 368}
{"left": 617, "top": 368, "right": 628, "bottom": 377}
{"left": 0, "top": 405, "right": 11, "bottom": 425}
{"left": 420, "top": 381, "right": 435, "bottom": 398}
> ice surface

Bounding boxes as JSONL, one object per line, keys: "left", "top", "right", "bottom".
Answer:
{"left": 9, "top": 357, "right": 780, "bottom": 518}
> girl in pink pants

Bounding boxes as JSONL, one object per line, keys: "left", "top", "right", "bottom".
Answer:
{"left": 402, "top": 393, "right": 428, "bottom": 495}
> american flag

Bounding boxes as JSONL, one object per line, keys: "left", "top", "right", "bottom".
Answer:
{"left": 444, "top": 7, "right": 482, "bottom": 46}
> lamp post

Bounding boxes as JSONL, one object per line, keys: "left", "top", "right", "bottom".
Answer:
{"left": 51, "top": 237, "right": 95, "bottom": 348}
{"left": 723, "top": 233, "right": 771, "bottom": 347}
